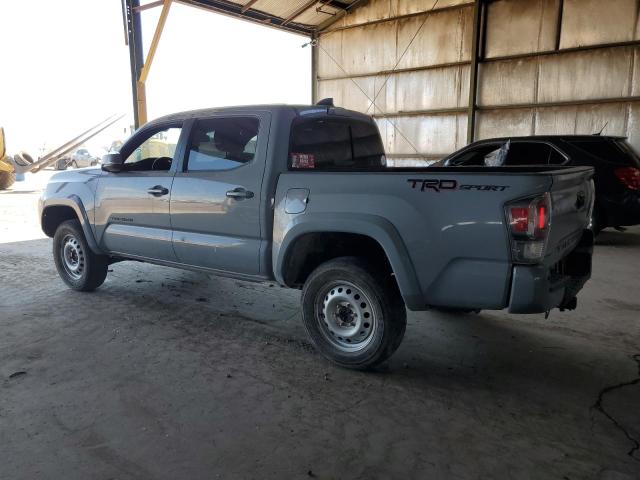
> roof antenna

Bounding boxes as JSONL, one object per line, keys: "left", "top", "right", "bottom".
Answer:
{"left": 594, "top": 121, "right": 609, "bottom": 136}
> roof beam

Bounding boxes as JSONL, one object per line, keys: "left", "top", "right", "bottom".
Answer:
{"left": 282, "top": 0, "right": 318, "bottom": 26}
{"left": 241, "top": 0, "right": 259, "bottom": 13}
{"left": 316, "top": 0, "right": 368, "bottom": 31}
{"left": 134, "top": 0, "right": 165, "bottom": 11}
{"left": 177, "top": 0, "right": 313, "bottom": 35}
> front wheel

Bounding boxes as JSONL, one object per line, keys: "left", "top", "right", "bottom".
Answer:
{"left": 301, "top": 257, "right": 406, "bottom": 369}
{"left": 53, "top": 220, "right": 108, "bottom": 291}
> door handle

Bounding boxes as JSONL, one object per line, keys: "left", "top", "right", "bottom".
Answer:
{"left": 226, "top": 188, "right": 254, "bottom": 200}
{"left": 147, "top": 185, "right": 169, "bottom": 196}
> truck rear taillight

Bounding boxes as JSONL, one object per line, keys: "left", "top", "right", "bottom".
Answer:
{"left": 614, "top": 166, "right": 640, "bottom": 190}
{"left": 506, "top": 193, "right": 552, "bottom": 263}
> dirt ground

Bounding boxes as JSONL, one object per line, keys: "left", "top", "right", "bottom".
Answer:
{"left": 1, "top": 172, "right": 639, "bottom": 479}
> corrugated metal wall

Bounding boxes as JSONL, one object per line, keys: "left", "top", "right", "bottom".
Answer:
{"left": 314, "top": 0, "right": 640, "bottom": 165}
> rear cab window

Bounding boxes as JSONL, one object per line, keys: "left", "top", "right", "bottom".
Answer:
{"left": 288, "top": 116, "right": 386, "bottom": 171}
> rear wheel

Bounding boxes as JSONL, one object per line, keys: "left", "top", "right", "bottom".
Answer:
{"left": 301, "top": 257, "right": 406, "bottom": 369}
{"left": 0, "top": 170, "right": 15, "bottom": 190}
{"left": 590, "top": 208, "right": 604, "bottom": 236}
{"left": 53, "top": 220, "right": 108, "bottom": 291}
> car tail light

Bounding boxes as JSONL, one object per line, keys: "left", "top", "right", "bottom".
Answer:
{"left": 506, "top": 193, "right": 552, "bottom": 263}
{"left": 614, "top": 167, "right": 640, "bottom": 190}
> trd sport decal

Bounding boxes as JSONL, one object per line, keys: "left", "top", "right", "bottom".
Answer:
{"left": 407, "top": 179, "right": 509, "bottom": 192}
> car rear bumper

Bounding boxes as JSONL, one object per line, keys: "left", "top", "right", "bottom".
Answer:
{"left": 508, "top": 230, "right": 594, "bottom": 314}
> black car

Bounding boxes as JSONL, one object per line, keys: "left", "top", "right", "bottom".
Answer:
{"left": 434, "top": 136, "right": 640, "bottom": 233}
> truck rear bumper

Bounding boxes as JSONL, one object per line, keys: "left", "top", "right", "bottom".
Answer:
{"left": 508, "top": 230, "right": 594, "bottom": 314}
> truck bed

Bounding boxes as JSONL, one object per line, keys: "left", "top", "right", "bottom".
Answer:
{"left": 273, "top": 166, "right": 594, "bottom": 312}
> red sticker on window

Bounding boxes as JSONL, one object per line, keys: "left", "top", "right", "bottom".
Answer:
{"left": 291, "top": 153, "right": 315, "bottom": 169}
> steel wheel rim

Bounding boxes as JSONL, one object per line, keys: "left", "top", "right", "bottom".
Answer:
{"left": 316, "top": 281, "right": 377, "bottom": 353}
{"left": 61, "top": 234, "right": 85, "bottom": 280}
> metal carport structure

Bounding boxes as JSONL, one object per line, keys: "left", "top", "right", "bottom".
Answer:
{"left": 124, "top": 0, "right": 640, "bottom": 165}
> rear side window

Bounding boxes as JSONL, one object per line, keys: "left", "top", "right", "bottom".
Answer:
{"left": 568, "top": 139, "right": 640, "bottom": 166}
{"left": 506, "top": 142, "right": 566, "bottom": 165}
{"left": 186, "top": 117, "right": 259, "bottom": 172}
{"left": 289, "top": 117, "right": 385, "bottom": 171}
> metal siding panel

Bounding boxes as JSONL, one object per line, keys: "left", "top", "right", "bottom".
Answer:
{"left": 485, "top": 0, "right": 560, "bottom": 58}
{"left": 476, "top": 109, "right": 534, "bottom": 139}
{"left": 386, "top": 114, "right": 465, "bottom": 155}
{"left": 391, "top": 0, "right": 472, "bottom": 16}
{"left": 395, "top": 65, "right": 470, "bottom": 111}
{"left": 560, "top": 0, "right": 638, "bottom": 48}
{"left": 340, "top": 0, "right": 473, "bottom": 28}
{"left": 534, "top": 106, "right": 579, "bottom": 135}
{"left": 317, "top": 30, "right": 344, "bottom": 78}
{"left": 534, "top": 104, "right": 627, "bottom": 136}
{"left": 319, "top": 76, "right": 379, "bottom": 112}
{"left": 341, "top": 22, "right": 397, "bottom": 74}
{"left": 628, "top": 103, "right": 640, "bottom": 152}
{"left": 341, "top": 0, "right": 391, "bottom": 27}
{"left": 396, "top": 7, "right": 473, "bottom": 69}
{"left": 632, "top": 47, "right": 640, "bottom": 97}
{"left": 573, "top": 104, "right": 628, "bottom": 136}
{"left": 478, "top": 58, "right": 537, "bottom": 106}
{"left": 317, "top": 79, "right": 345, "bottom": 107}
{"left": 537, "top": 48, "right": 633, "bottom": 103}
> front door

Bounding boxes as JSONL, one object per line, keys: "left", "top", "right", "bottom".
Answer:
{"left": 94, "top": 123, "right": 184, "bottom": 262}
{"left": 170, "top": 114, "right": 268, "bottom": 276}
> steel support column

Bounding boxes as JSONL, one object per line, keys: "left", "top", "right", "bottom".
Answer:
{"left": 466, "top": 0, "right": 484, "bottom": 143}
{"left": 311, "top": 34, "right": 318, "bottom": 103}
{"left": 125, "top": 0, "right": 145, "bottom": 128}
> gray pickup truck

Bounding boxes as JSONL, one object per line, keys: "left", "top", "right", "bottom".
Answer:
{"left": 40, "top": 103, "right": 595, "bottom": 369}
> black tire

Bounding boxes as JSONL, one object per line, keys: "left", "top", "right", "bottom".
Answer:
{"left": 301, "top": 257, "right": 406, "bottom": 369}
{"left": 55, "top": 159, "right": 68, "bottom": 170}
{"left": 53, "top": 219, "right": 108, "bottom": 291}
{"left": 0, "top": 170, "right": 15, "bottom": 190}
{"left": 71, "top": 160, "right": 78, "bottom": 169}
{"left": 590, "top": 205, "right": 604, "bottom": 236}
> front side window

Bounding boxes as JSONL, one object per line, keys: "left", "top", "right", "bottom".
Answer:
{"left": 289, "top": 117, "right": 385, "bottom": 171}
{"left": 449, "top": 144, "right": 503, "bottom": 166}
{"left": 186, "top": 117, "right": 259, "bottom": 172}
{"left": 124, "top": 126, "right": 182, "bottom": 171}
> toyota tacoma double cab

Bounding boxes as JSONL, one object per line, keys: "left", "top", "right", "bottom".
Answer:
{"left": 40, "top": 102, "right": 595, "bottom": 369}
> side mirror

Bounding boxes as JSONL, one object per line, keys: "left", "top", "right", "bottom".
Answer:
{"left": 101, "top": 153, "right": 124, "bottom": 172}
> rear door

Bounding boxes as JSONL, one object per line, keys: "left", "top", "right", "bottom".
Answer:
{"left": 94, "top": 122, "right": 184, "bottom": 261}
{"left": 169, "top": 113, "right": 270, "bottom": 276}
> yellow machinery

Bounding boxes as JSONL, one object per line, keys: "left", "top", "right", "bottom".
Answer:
{"left": 0, "top": 127, "right": 15, "bottom": 190}
{"left": 0, "top": 115, "right": 124, "bottom": 191}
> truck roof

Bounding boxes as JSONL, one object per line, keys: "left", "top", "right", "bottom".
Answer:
{"left": 149, "top": 104, "right": 374, "bottom": 126}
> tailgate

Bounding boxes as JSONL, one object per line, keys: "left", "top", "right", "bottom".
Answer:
{"left": 545, "top": 167, "right": 594, "bottom": 265}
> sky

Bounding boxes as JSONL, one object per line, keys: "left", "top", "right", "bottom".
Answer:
{"left": 0, "top": 0, "right": 311, "bottom": 156}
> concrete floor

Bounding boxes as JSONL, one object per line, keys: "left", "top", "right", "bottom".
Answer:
{"left": 1, "top": 174, "right": 639, "bottom": 479}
